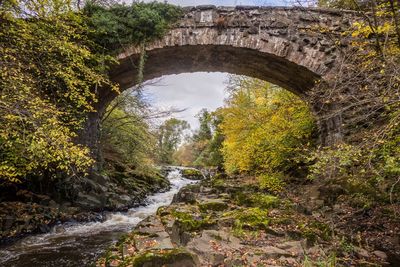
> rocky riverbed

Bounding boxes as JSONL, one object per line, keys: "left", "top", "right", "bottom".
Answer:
{"left": 0, "top": 168, "right": 172, "bottom": 244}
{"left": 97, "top": 174, "right": 391, "bottom": 266}
{"left": 0, "top": 168, "right": 200, "bottom": 266}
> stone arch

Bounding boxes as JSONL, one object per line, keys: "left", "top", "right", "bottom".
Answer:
{"left": 84, "top": 6, "right": 357, "bottom": 163}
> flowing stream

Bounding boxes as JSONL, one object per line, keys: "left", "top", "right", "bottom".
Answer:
{"left": 0, "top": 168, "right": 196, "bottom": 267}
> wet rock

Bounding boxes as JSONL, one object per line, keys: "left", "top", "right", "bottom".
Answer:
{"left": 172, "top": 185, "right": 200, "bottom": 204}
{"left": 74, "top": 192, "right": 105, "bottom": 210}
{"left": 2, "top": 215, "right": 15, "bottom": 232}
{"left": 107, "top": 193, "right": 133, "bottom": 210}
{"left": 38, "top": 224, "right": 50, "bottom": 233}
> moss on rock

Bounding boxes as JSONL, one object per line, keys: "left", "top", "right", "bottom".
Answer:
{"left": 172, "top": 210, "right": 216, "bottom": 232}
{"left": 224, "top": 207, "right": 270, "bottom": 232}
{"left": 130, "top": 248, "right": 198, "bottom": 267}
{"left": 156, "top": 206, "right": 170, "bottom": 217}
{"left": 211, "top": 178, "right": 226, "bottom": 190}
{"left": 297, "top": 220, "right": 333, "bottom": 245}
{"left": 181, "top": 169, "right": 203, "bottom": 180}
{"left": 198, "top": 200, "right": 228, "bottom": 212}
{"left": 234, "top": 192, "right": 279, "bottom": 209}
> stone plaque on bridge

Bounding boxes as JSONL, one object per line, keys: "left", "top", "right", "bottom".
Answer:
{"left": 200, "top": 10, "right": 213, "bottom": 23}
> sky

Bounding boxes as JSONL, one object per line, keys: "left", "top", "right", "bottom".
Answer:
{"left": 141, "top": 0, "right": 290, "bottom": 129}
{"left": 143, "top": 72, "right": 228, "bottom": 129}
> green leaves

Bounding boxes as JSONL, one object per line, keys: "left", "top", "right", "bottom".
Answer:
{"left": 83, "top": 2, "right": 182, "bottom": 52}
{"left": 101, "top": 96, "right": 154, "bottom": 174}
{"left": 156, "top": 118, "right": 190, "bottom": 164}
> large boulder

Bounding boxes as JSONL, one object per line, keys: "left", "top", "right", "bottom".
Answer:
{"left": 172, "top": 184, "right": 201, "bottom": 204}
{"left": 74, "top": 192, "right": 106, "bottom": 210}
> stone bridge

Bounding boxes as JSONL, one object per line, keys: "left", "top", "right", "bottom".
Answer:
{"left": 85, "top": 6, "right": 359, "bottom": 162}
{"left": 111, "top": 6, "right": 356, "bottom": 95}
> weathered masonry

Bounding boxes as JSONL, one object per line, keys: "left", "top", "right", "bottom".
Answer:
{"left": 83, "top": 6, "right": 359, "bottom": 162}
{"left": 112, "top": 6, "right": 356, "bottom": 94}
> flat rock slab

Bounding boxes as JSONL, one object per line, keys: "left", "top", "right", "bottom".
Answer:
{"left": 186, "top": 229, "right": 242, "bottom": 266}
{"left": 135, "top": 215, "right": 175, "bottom": 251}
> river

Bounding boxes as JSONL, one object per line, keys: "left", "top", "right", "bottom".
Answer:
{"left": 0, "top": 168, "right": 196, "bottom": 267}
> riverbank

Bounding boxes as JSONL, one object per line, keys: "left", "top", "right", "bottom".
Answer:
{"left": 97, "top": 174, "right": 394, "bottom": 266}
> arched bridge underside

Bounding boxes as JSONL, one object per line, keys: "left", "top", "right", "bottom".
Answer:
{"left": 108, "top": 5, "right": 356, "bottom": 102}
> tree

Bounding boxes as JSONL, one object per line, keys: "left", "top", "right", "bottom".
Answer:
{"left": 174, "top": 110, "right": 225, "bottom": 169}
{"left": 155, "top": 118, "right": 190, "bottom": 164}
{"left": 306, "top": 0, "right": 400, "bottom": 204}
{"left": 192, "top": 109, "right": 212, "bottom": 142}
{"left": 0, "top": 0, "right": 111, "bottom": 183}
{"left": 100, "top": 87, "right": 156, "bottom": 175}
{"left": 0, "top": 0, "right": 182, "bottom": 183}
{"left": 219, "top": 76, "right": 315, "bottom": 191}
{"left": 192, "top": 110, "right": 224, "bottom": 168}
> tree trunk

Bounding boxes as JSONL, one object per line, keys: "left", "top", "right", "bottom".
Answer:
{"left": 78, "top": 87, "right": 118, "bottom": 173}
{"left": 79, "top": 111, "right": 103, "bottom": 172}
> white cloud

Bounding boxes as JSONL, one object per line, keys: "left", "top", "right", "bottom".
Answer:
{"left": 143, "top": 72, "right": 228, "bottom": 129}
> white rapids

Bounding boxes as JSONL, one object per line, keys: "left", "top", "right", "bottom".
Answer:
{"left": 0, "top": 168, "right": 196, "bottom": 267}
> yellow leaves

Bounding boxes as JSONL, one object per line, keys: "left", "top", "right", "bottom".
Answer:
{"left": 254, "top": 96, "right": 266, "bottom": 106}
{"left": 347, "top": 7, "right": 400, "bottom": 60}
{"left": 0, "top": 165, "right": 22, "bottom": 183}
{"left": 0, "top": 6, "right": 122, "bottom": 183}
{"left": 351, "top": 17, "right": 394, "bottom": 38}
{"left": 0, "top": 88, "right": 93, "bottom": 182}
{"left": 220, "top": 77, "right": 315, "bottom": 176}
